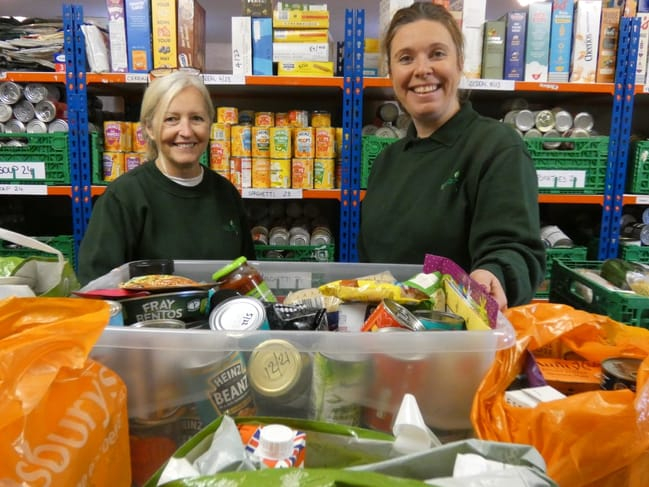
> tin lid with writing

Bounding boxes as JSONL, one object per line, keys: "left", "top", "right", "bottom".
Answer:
{"left": 248, "top": 339, "right": 307, "bottom": 398}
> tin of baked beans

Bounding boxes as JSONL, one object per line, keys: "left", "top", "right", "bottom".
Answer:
{"left": 47, "top": 119, "right": 68, "bottom": 132}
{"left": 315, "top": 127, "right": 335, "bottom": 158}
{"left": 210, "top": 122, "right": 231, "bottom": 142}
{"left": 12, "top": 100, "right": 35, "bottom": 123}
{"left": 247, "top": 338, "right": 312, "bottom": 413}
{"left": 209, "top": 141, "right": 231, "bottom": 171}
{"left": 514, "top": 109, "right": 536, "bottom": 132}
{"left": 34, "top": 100, "right": 66, "bottom": 122}
{"left": 311, "top": 110, "right": 331, "bottom": 128}
{"left": 125, "top": 152, "right": 146, "bottom": 171}
{"left": 309, "top": 351, "right": 369, "bottom": 426}
{"left": 0, "top": 81, "right": 23, "bottom": 104}
{"left": 275, "top": 112, "right": 289, "bottom": 127}
{"left": 601, "top": 357, "right": 642, "bottom": 392}
{"left": 288, "top": 109, "right": 309, "bottom": 128}
{"left": 103, "top": 151, "right": 125, "bottom": 181}
{"left": 230, "top": 156, "right": 243, "bottom": 191}
{"left": 230, "top": 124, "right": 252, "bottom": 157}
{"left": 252, "top": 126, "right": 271, "bottom": 157}
{"left": 291, "top": 158, "right": 314, "bottom": 189}
{"left": 4, "top": 119, "right": 26, "bottom": 133}
{"left": 209, "top": 295, "right": 270, "bottom": 331}
{"left": 252, "top": 157, "right": 271, "bottom": 188}
{"left": 0, "top": 103, "right": 12, "bottom": 123}
{"left": 25, "top": 119, "right": 48, "bottom": 133}
{"left": 217, "top": 106, "right": 238, "bottom": 125}
{"left": 131, "top": 122, "right": 148, "bottom": 152}
{"left": 313, "top": 158, "right": 335, "bottom": 189}
{"left": 270, "top": 158, "right": 291, "bottom": 188}
{"left": 255, "top": 111, "right": 274, "bottom": 127}
{"left": 362, "top": 298, "right": 426, "bottom": 332}
{"left": 270, "top": 127, "right": 292, "bottom": 159}
{"left": 293, "top": 127, "right": 315, "bottom": 158}
{"left": 104, "top": 121, "right": 132, "bottom": 151}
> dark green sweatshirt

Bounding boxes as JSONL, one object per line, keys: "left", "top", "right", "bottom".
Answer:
{"left": 358, "top": 102, "right": 545, "bottom": 306}
{"left": 78, "top": 162, "right": 255, "bottom": 285}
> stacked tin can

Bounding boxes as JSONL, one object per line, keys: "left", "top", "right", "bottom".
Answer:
{"left": 210, "top": 106, "right": 342, "bottom": 191}
{"left": 0, "top": 81, "right": 67, "bottom": 138}
{"left": 102, "top": 120, "right": 148, "bottom": 181}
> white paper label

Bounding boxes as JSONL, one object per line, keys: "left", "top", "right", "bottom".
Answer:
{"left": 202, "top": 73, "right": 246, "bottom": 85}
{"left": 0, "top": 162, "right": 46, "bottom": 180}
{"left": 242, "top": 188, "right": 302, "bottom": 199}
{"left": 0, "top": 184, "right": 48, "bottom": 195}
{"left": 460, "top": 78, "right": 515, "bottom": 91}
{"left": 537, "top": 170, "right": 587, "bottom": 189}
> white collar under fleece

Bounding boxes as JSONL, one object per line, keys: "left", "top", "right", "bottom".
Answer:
{"left": 163, "top": 166, "right": 204, "bottom": 187}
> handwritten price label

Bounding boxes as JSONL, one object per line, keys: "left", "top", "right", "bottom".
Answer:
{"left": 0, "top": 162, "right": 46, "bottom": 180}
{"left": 537, "top": 170, "right": 587, "bottom": 189}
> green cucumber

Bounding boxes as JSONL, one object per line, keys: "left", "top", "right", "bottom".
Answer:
{"left": 600, "top": 258, "right": 647, "bottom": 290}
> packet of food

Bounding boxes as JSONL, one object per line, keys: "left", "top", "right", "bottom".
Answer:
{"left": 318, "top": 279, "right": 420, "bottom": 304}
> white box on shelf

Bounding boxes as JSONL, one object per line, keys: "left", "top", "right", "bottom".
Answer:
{"left": 106, "top": 0, "right": 128, "bottom": 72}
{"left": 232, "top": 16, "right": 252, "bottom": 77}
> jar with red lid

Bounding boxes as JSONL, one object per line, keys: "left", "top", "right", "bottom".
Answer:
{"left": 211, "top": 256, "right": 277, "bottom": 302}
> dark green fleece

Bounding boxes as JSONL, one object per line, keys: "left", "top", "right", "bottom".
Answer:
{"left": 78, "top": 161, "right": 255, "bottom": 285}
{"left": 358, "top": 102, "right": 545, "bottom": 306}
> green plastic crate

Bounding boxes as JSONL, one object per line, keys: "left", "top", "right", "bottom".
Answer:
{"left": 548, "top": 259, "right": 649, "bottom": 328}
{"left": 255, "top": 244, "right": 335, "bottom": 262}
{"left": 536, "top": 246, "right": 588, "bottom": 298}
{"left": 626, "top": 140, "right": 649, "bottom": 194}
{"left": 361, "top": 135, "right": 398, "bottom": 189}
{"left": 619, "top": 244, "right": 649, "bottom": 263}
{"left": 525, "top": 136, "right": 609, "bottom": 194}
{"left": 0, "top": 132, "right": 71, "bottom": 185}
{"left": 0, "top": 235, "right": 75, "bottom": 266}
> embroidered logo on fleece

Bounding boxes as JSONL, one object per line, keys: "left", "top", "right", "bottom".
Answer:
{"left": 441, "top": 171, "right": 461, "bottom": 190}
{"left": 223, "top": 219, "right": 239, "bottom": 234}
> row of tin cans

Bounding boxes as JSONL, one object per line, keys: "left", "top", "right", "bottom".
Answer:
{"left": 503, "top": 108, "right": 596, "bottom": 143}
{"left": 0, "top": 81, "right": 62, "bottom": 105}
{"left": 0, "top": 99, "right": 67, "bottom": 125}
{"left": 210, "top": 124, "right": 340, "bottom": 160}
{"left": 216, "top": 107, "right": 332, "bottom": 128}
{"left": 103, "top": 120, "right": 147, "bottom": 152}
{"left": 102, "top": 151, "right": 148, "bottom": 181}
{"left": 0, "top": 118, "right": 69, "bottom": 134}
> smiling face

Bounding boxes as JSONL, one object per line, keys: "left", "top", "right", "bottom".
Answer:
{"left": 147, "top": 85, "right": 210, "bottom": 178}
{"left": 388, "top": 19, "right": 462, "bottom": 138}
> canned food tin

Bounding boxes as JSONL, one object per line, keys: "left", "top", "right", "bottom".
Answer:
{"left": 230, "top": 124, "right": 252, "bottom": 157}
{"left": 47, "top": 119, "right": 69, "bottom": 132}
{"left": 293, "top": 127, "right": 315, "bottom": 158}
{"left": 552, "top": 109, "right": 573, "bottom": 133}
{"left": 209, "top": 140, "right": 231, "bottom": 172}
{"left": 0, "top": 81, "right": 23, "bottom": 104}
{"left": 239, "top": 110, "right": 254, "bottom": 125}
{"left": 270, "top": 127, "right": 292, "bottom": 159}
{"left": 573, "top": 112, "right": 594, "bottom": 132}
{"left": 502, "top": 110, "right": 519, "bottom": 126}
{"left": 376, "top": 102, "right": 399, "bottom": 123}
{"left": 251, "top": 126, "right": 270, "bottom": 157}
{"left": 25, "top": 119, "right": 48, "bottom": 133}
{"left": 4, "top": 119, "right": 26, "bottom": 133}
{"left": 131, "top": 122, "right": 148, "bottom": 152}
{"left": 523, "top": 128, "right": 543, "bottom": 139}
{"left": 251, "top": 225, "right": 269, "bottom": 245}
{"left": 291, "top": 158, "right": 314, "bottom": 189}
{"left": 229, "top": 156, "right": 243, "bottom": 191}
{"left": 104, "top": 120, "right": 132, "bottom": 151}
{"left": 362, "top": 298, "right": 426, "bottom": 332}
{"left": 103, "top": 151, "right": 125, "bottom": 181}
{"left": 309, "top": 351, "right": 369, "bottom": 426}
{"left": 275, "top": 112, "right": 289, "bottom": 127}
{"left": 269, "top": 225, "right": 290, "bottom": 245}
{"left": 210, "top": 122, "right": 231, "bottom": 142}
{"left": 310, "top": 226, "right": 333, "bottom": 245}
{"left": 542, "top": 129, "right": 562, "bottom": 149}
{"left": 288, "top": 109, "right": 309, "bottom": 128}
{"left": 255, "top": 111, "right": 274, "bottom": 127}
{"left": 248, "top": 339, "right": 312, "bottom": 412}
{"left": 270, "top": 158, "right": 291, "bottom": 188}
{"left": 0, "top": 103, "right": 13, "bottom": 123}
{"left": 124, "top": 152, "right": 146, "bottom": 171}
{"left": 315, "top": 127, "right": 335, "bottom": 158}
{"left": 514, "top": 109, "right": 535, "bottom": 132}
{"left": 34, "top": 100, "right": 66, "bottom": 122}
{"left": 130, "top": 318, "right": 186, "bottom": 328}
{"left": 362, "top": 124, "right": 378, "bottom": 136}
{"left": 335, "top": 127, "right": 344, "bottom": 157}
{"left": 311, "top": 110, "right": 331, "bottom": 128}
{"left": 252, "top": 157, "right": 271, "bottom": 188}
{"left": 601, "top": 357, "right": 642, "bottom": 392}
{"left": 541, "top": 225, "right": 574, "bottom": 248}
{"left": 289, "top": 225, "right": 310, "bottom": 246}
{"left": 534, "top": 110, "right": 555, "bottom": 132}
{"left": 209, "top": 295, "right": 270, "bottom": 331}
{"left": 412, "top": 309, "right": 465, "bottom": 330}
{"left": 217, "top": 106, "right": 238, "bottom": 125}
{"left": 12, "top": 99, "right": 35, "bottom": 123}
{"left": 23, "top": 83, "right": 49, "bottom": 103}
{"left": 313, "top": 158, "right": 335, "bottom": 189}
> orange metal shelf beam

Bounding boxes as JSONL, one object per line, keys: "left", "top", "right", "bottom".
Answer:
{"left": 538, "top": 194, "right": 605, "bottom": 204}
{"left": 91, "top": 185, "right": 343, "bottom": 199}
{"left": 2, "top": 72, "right": 67, "bottom": 83}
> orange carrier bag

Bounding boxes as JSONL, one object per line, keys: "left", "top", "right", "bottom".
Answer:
{"left": 0, "top": 296, "right": 131, "bottom": 487}
{"left": 472, "top": 302, "right": 649, "bottom": 487}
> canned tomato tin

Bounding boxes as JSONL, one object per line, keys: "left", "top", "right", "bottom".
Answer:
{"left": 362, "top": 298, "right": 426, "bottom": 332}
{"left": 269, "top": 225, "right": 290, "bottom": 245}
{"left": 104, "top": 120, "right": 132, "bottom": 151}
{"left": 270, "top": 127, "right": 292, "bottom": 159}
{"left": 217, "top": 106, "right": 238, "bottom": 125}
{"left": 523, "top": 128, "right": 543, "bottom": 139}
{"left": 252, "top": 157, "right": 271, "bottom": 188}
{"left": 209, "top": 295, "right": 270, "bottom": 331}
{"left": 131, "top": 122, "right": 147, "bottom": 152}
{"left": 313, "top": 158, "right": 335, "bottom": 189}
{"left": 315, "top": 127, "right": 335, "bottom": 158}
{"left": 311, "top": 110, "right": 331, "bottom": 128}
{"left": 289, "top": 225, "right": 310, "bottom": 246}
{"left": 601, "top": 357, "right": 642, "bottom": 392}
{"left": 182, "top": 351, "right": 256, "bottom": 428}
{"left": 255, "top": 111, "right": 274, "bottom": 127}
{"left": 103, "top": 151, "right": 125, "bottom": 181}
{"left": 542, "top": 129, "right": 562, "bottom": 149}
{"left": 293, "top": 127, "right": 315, "bottom": 158}
{"left": 251, "top": 126, "right": 271, "bottom": 157}
{"left": 248, "top": 339, "right": 313, "bottom": 413}
{"left": 275, "top": 112, "right": 289, "bottom": 126}
{"left": 270, "top": 158, "right": 291, "bottom": 188}
{"left": 309, "top": 351, "right": 369, "bottom": 426}
{"left": 291, "top": 158, "right": 314, "bottom": 189}
{"left": 230, "top": 124, "right": 252, "bottom": 157}
{"left": 210, "top": 122, "right": 231, "bottom": 142}
{"left": 0, "top": 81, "right": 23, "bottom": 104}
{"left": 376, "top": 102, "right": 399, "bottom": 123}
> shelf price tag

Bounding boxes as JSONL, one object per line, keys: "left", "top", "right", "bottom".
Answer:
{"left": 0, "top": 184, "right": 47, "bottom": 195}
{"left": 537, "top": 170, "right": 587, "bottom": 189}
{"left": 634, "top": 196, "right": 649, "bottom": 204}
{"left": 125, "top": 73, "right": 149, "bottom": 83}
{"left": 202, "top": 74, "right": 246, "bottom": 85}
{"left": 460, "top": 78, "right": 515, "bottom": 91}
{"left": 242, "top": 188, "right": 303, "bottom": 199}
{"left": 0, "top": 162, "right": 46, "bottom": 180}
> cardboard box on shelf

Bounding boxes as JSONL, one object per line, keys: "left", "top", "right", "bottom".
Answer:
{"left": 277, "top": 61, "right": 334, "bottom": 76}
{"left": 151, "top": 0, "right": 178, "bottom": 69}
{"left": 177, "top": 0, "right": 205, "bottom": 71}
{"left": 252, "top": 17, "right": 273, "bottom": 75}
{"left": 596, "top": 7, "right": 621, "bottom": 83}
{"left": 232, "top": 16, "right": 253, "bottom": 77}
{"left": 106, "top": 0, "right": 128, "bottom": 72}
{"left": 548, "top": 0, "right": 574, "bottom": 82}
{"left": 125, "top": 0, "right": 153, "bottom": 72}
{"left": 570, "top": 0, "right": 603, "bottom": 83}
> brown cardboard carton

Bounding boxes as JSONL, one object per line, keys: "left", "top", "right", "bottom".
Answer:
{"left": 177, "top": 0, "right": 206, "bottom": 71}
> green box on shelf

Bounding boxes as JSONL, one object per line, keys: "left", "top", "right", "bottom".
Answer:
{"left": 361, "top": 135, "right": 398, "bottom": 189}
{"left": 626, "top": 140, "right": 649, "bottom": 194}
{"left": 525, "top": 136, "right": 609, "bottom": 194}
{"left": 0, "top": 235, "right": 75, "bottom": 267}
{"left": 0, "top": 132, "right": 71, "bottom": 185}
{"left": 619, "top": 244, "right": 649, "bottom": 263}
{"left": 255, "top": 244, "right": 335, "bottom": 262}
{"left": 536, "top": 246, "right": 588, "bottom": 298}
{"left": 549, "top": 259, "right": 649, "bottom": 328}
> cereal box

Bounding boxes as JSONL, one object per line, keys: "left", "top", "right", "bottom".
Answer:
{"left": 570, "top": 0, "right": 602, "bottom": 83}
